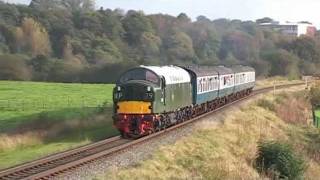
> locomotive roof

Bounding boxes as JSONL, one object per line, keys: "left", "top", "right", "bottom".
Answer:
{"left": 230, "top": 65, "right": 255, "bottom": 73}
{"left": 141, "top": 65, "right": 191, "bottom": 85}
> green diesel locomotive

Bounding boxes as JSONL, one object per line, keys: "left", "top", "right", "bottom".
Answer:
{"left": 113, "top": 65, "right": 255, "bottom": 138}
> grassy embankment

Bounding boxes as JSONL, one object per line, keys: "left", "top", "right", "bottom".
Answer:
{"left": 0, "top": 81, "right": 117, "bottom": 169}
{"left": 254, "top": 76, "right": 303, "bottom": 89}
{"left": 103, "top": 86, "right": 320, "bottom": 179}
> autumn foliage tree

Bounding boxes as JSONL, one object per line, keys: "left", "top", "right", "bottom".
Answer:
{"left": 15, "top": 17, "right": 51, "bottom": 57}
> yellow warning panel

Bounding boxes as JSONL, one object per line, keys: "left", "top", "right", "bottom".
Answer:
{"left": 117, "top": 101, "right": 151, "bottom": 114}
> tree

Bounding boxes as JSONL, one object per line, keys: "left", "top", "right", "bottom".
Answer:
{"left": 165, "top": 31, "right": 195, "bottom": 63}
{"left": 219, "top": 31, "right": 258, "bottom": 62}
{"left": 281, "top": 36, "right": 320, "bottom": 63}
{"left": 0, "top": 54, "right": 31, "bottom": 80}
{"left": 0, "top": 24, "right": 16, "bottom": 52}
{"left": 0, "top": 3, "right": 20, "bottom": 25}
{"left": 73, "top": 11, "right": 103, "bottom": 35}
{"left": 196, "top": 15, "right": 211, "bottom": 23}
{"left": 122, "top": 11, "right": 154, "bottom": 45}
{"left": 188, "top": 20, "right": 220, "bottom": 64}
{"left": 30, "top": 55, "right": 53, "bottom": 80}
{"left": 261, "top": 49, "right": 300, "bottom": 79}
{"left": 140, "top": 32, "right": 162, "bottom": 63}
{"left": 177, "top": 13, "right": 191, "bottom": 23}
{"left": 256, "top": 17, "right": 274, "bottom": 24}
{"left": 90, "top": 37, "right": 122, "bottom": 65}
{"left": 99, "top": 9, "right": 125, "bottom": 40}
{"left": 30, "top": 0, "right": 67, "bottom": 10}
{"left": 15, "top": 17, "right": 52, "bottom": 57}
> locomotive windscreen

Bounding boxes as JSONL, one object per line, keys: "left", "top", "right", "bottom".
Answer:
{"left": 119, "top": 68, "right": 160, "bottom": 85}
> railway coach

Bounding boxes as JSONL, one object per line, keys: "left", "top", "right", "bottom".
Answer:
{"left": 113, "top": 65, "right": 255, "bottom": 138}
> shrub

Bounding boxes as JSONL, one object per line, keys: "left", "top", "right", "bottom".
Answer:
{"left": 256, "top": 99, "right": 275, "bottom": 111}
{"left": 0, "top": 54, "right": 32, "bottom": 80}
{"left": 255, "top": 141, "right": 305, "bottom": 179}
{"left": 309, "top": 83, "right": 320, "bottom": 106}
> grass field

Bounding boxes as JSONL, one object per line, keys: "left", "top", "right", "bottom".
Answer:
{"left": 0, "top": 81, "right": 114, "bottom": 131}
{"left": 0, "top": 81, "right": 118, "bottom": 169}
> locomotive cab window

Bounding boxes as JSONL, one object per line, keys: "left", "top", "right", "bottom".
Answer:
{"left": 119, "top": 68, "right": 160, "bottom": 86}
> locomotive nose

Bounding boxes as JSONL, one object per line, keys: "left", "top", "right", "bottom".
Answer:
{"left": 113, "top": 83, "right": 154, "bottom": 114}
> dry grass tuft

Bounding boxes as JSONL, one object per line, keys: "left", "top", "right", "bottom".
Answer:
{"left": 275, "top": 94, "right": 312, "bottom": 125}
{"left": 0, "top": 132, "right": 45, "bottom": 151}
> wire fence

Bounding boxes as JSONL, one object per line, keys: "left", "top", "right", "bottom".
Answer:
{"left": 0, "top": 97, "right": 112, "bottom": 111}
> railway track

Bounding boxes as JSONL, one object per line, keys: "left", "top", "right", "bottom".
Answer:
{"left": 0, "top": 82, "right": 305, "bottom": 180}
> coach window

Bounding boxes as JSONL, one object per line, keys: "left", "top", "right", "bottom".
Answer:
{"left": 236, "top": 74, "right": 239, "bottom": 84}
{"left": 216, "top": 77, "right": 219, "bottom": 89}
{"left": 204, "top": 78, "right": 207, "bottom": 92}
{"left": 231, "top": 75, "right": 234, "bottom": 85}
{"left": 201, "top": 78, "right": 204, "bottom": 92}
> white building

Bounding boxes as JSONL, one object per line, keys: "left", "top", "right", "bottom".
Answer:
{"left": 260, "top": 21, "right": 317, "bottom": 37}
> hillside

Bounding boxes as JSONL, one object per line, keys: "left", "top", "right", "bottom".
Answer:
{"left": 101, "top": 86, "right": 320, "bottom": 179}
{"left": 1, "top": 1, "right": 320, "bottom": 83}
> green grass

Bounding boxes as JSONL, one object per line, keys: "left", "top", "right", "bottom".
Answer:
{"left": 0, "top": 81, "right": 114, "bottom": 131}
{"left": 0, "top": 81, "right": 118, "bottom": 169}
{"left": 315, "top": 110, "right": 320, "bottom": 118}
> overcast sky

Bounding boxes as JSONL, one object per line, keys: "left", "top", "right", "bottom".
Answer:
{"left": 6, "top": 0, "right": 320, "bottom": 28}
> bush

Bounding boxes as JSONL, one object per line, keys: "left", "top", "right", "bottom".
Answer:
{"left": 309, "top": 83, "right": 320, "bottom": 106}
{"left": 0, "top": 54, "right": 32, "bottom": 80}
{"left": 255, "top": 141, "right": 305, "bottom": 179}
{"left": 256, "top": 99, "right": 275, "bottom": 111}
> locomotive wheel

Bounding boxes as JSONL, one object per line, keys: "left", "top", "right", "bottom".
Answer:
{"left": 154, "top": 120, "right": 161, "bottom": 132}
{"left": 121, "top": 132, "right": 130, "bottom": 138}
